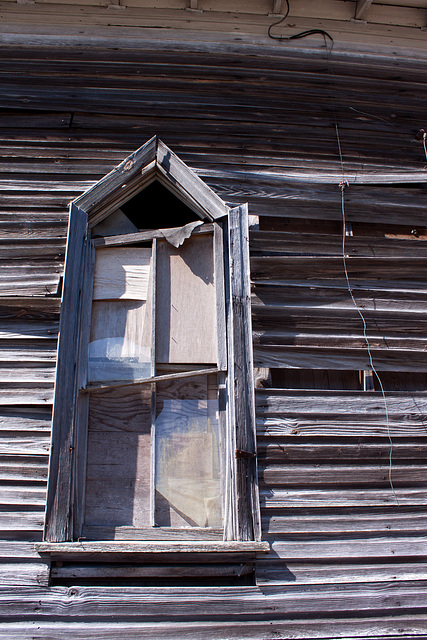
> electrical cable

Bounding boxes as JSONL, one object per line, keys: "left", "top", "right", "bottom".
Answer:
{"left": 267, "top": 0, "right": 290, "bottom": 39}
{"left": 286, "top": 29, "right": 334, "bottom": 44}
{"left": 326, "top": 37, "right": 399, "bottom": 505}
{"left": 339, "top": 182, "right": 399, "bottom": 505}
{"left": 268, "top": 0, "right": 399, "bottom": 504}
{"left": 268, "top": 0, "right": 334, "bottom": 45}
{"left": 335, "top": 123, "right": 345, "bottom": 184}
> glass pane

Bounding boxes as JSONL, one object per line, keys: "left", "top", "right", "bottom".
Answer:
{"left": 155, "top": 376, "right": 222, "bottom": 528}
{"left": 88, "top": 299, "right": 151, "bottom": 382}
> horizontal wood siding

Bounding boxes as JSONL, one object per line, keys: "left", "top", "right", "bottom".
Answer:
{"left": 252, "top": 179, "right": 427, "bottom": 625}
{"left": 1, "top": 39, "right": 427, "bottom": 639}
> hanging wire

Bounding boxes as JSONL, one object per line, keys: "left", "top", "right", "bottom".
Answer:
{"left": 268, "top": 0, "right": 334, "bottom": 45}
{"left": 323, "top": 29, "right": 399, "bottom": 504}
{"left": 339, "top": 182, "right": 399, "bottom": 505}
{"left": 268, "top": 0, "right": 399, "bottom": 504}
{"left": 335, "top": 123, "right": 345, "bottom": 184}
{"left": 423, "top": 132, "right": 427, "bottom": 162}
{"left": 267, "top": 0, "right": 290, "bottom": 38}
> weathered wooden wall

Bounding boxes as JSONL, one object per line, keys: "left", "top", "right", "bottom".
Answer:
{"left": 1, "top": 37, "right": 427, "bottom": 638}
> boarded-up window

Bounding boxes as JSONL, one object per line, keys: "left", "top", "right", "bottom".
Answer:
{"left": 43, "top": 141, "right": 260, "bottom": 547}
{"left": 83, "top": 230, "right": 224, "bottom": 538}
{"left": 156, "top": 236, "right": 217, "bottom": 364}
{"left": 84, "top": 385, "right": 152, "bottom": 531}
{"left": 88, "top": 247, "right": 152, "bottom": 382}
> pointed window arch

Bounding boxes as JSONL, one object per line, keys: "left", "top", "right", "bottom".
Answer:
{"left": 40, "top": 138, "right": 267, "bottom": 556}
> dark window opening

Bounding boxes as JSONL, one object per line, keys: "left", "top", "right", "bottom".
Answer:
{"left": 121, "top": 180, "right": 200, "bottom": 230}
{"left": 270, "top": 369, "right": 361, "bottom": 390}
{"left": 264, "top": 369, "right": 427, "bottom": 392}
{"left": 372, "top": 371, "right": 427, "bottom": 392}
{"left": 49, "top": 562, "right": 255, "bottom": 587}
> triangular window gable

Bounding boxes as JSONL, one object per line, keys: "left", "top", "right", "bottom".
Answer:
{"left": 75, "top": 136, "right": 228, "bottom": 227}
{"left": 42, "top": 138, "right": 266, "bottom": 556}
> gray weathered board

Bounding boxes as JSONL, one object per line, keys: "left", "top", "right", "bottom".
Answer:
{"left": 2, "top": 36, "right": 427, "bottom": 640}
{"left": 156, "top": 234, "right": 217, "bottom": 364}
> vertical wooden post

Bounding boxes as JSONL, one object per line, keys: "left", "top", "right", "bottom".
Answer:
{"left": 214, "top": 222, "right": 227, "bottom": 372}
{"left": 45, "top": 204, "right": 89, "bottom": 542}
{"left": 272, "top": 0, "right": 283, "bottom": 15}
{"left": 73, "top": 237, "right": 95, "bottom": 539}
{"left": 223, "top": 214, "right": 237, "bottom": 541}
{"left": 225, "top": 204, "right": 261, "bottom": 542}
{"left": 150, "top": 239, "right": 157, "bottom": 527}
{"left": 355, "top": 0, "right": 373, "bottom": 20}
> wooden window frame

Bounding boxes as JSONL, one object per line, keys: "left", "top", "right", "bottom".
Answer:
{"left": 39, "top": 138, "right": 267, "bottom": 556}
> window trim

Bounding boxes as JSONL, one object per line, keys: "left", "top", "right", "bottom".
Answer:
{"left": 36, "top": 540, "right": 269, "bottom": 560}
{"left": 43, "top": 138, "right": 264, "bottom": 552}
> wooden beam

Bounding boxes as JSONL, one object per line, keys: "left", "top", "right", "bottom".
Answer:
{"left": 355, "top": 0, "right": 374, "bottom": 20}
{"left": 36, "top": 540, "right": 270, "bottom": 555}
{"left": 93, "top": 223, "right": 213, "bottom": 248}
{"left": 226, "top": 204, "right": 261, "bottom": 543}
{"left": 272, "top": 0, "right": 283, "bottom": 15}
{"left": 74, "top": 137, "right": 157, "bottom": 219}
{"left": 51, "top": 563, "right": 254, "bottom": 579}
{"left": 44, "top": 204, "right": 89, "bottom": 542}
{"left": 156, "top": 140, "right": 229, "bottom": 221}
{"left": 82, "top": 367, "right": 219, "bottom": 392}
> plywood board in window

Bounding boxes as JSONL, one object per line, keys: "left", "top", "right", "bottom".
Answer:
{"left": 92, "top": 247, "right": 151, "bottom": 301}
{"left": 156, "top": 235, "right": 216, "bottom": 364}
{"left": 84, "top": 385, "right": 152, "bottom": 532}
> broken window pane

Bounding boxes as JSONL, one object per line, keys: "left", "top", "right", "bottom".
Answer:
{"left": 88, "top": 299, "right": 151, "bottom": 382}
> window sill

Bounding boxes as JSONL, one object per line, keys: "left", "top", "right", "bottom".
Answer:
{"left": 36, "top": 540, "right": 270, "bottom": 560}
